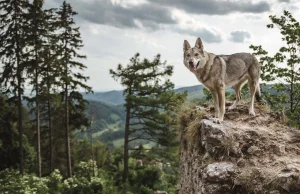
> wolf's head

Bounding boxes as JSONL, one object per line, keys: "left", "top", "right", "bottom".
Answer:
{"left": 183, "top": 38, "right": 207, "bottom": 73}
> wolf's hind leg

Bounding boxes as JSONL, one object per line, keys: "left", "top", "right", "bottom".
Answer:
{"left": 229, "top": 79, "right": 247, "bottom": 110}
{"left": 229, "top": 84, "right": 241, "bottom": 110}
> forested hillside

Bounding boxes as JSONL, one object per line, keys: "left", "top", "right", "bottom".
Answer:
{"left": 78, "top": 101, "right": 126, "bottom": 149}
{"left": 80, "top": 85, "right": 205, "bottom": 149}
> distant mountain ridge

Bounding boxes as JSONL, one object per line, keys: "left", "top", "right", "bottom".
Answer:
{"left": 82, "top": 85, "right": 205, "bottom": 105}
{"left": 83, "top": 90, "right": 124, "bottom": 105}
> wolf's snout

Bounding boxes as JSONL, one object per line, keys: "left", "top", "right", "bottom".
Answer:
{"left": 188, "top": 61, "right": 197, "bottom": 72}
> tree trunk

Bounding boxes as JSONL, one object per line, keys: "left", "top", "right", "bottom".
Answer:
{"left": 18, "top": 81, "right": 24, "bottom": 175}
{"left": 46, "top": 53, "right": 54, "bottom": 173}
{"left": 123, "top": 110, "right": 130, "bottom": 193}
{"left": 14, "top": 0, "right": 24, "bottom": 176}
{"left": 123, "top": 89, "right": 132, "bottom": 193}
{"left": 36, "top": 67, "right": 41, "bottom": 177}
{"left": 65, "top": 83, "right": 72, "bottom": 177}
{"left": 34, "top": 16, "right": 41, "bottom": 176}
{"left": 290, "top": 63, "right": 294, "bottom": 112}
{"left": 48, "top": 98, "right": 53, "bottom": 173}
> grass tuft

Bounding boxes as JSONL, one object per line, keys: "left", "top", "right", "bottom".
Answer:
{"left": 177, "top": 102, "right": 206, "bottom": 141}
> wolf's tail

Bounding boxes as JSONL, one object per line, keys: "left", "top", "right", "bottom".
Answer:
{"left": 255, "top": 84, "right": 261, "bottom": 102}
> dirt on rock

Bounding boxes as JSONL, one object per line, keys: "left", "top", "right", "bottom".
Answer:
{"left": 178, "top": 101, "right": 300, "bottom": 194}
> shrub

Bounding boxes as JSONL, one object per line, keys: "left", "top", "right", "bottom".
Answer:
{"left": 0, "top": 161, "right": 104, "bottom": 194}
{"left": 0, "top": 169, "right": 49, "bottom": 194}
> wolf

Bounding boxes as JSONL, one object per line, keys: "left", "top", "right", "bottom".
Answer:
{"left": 183, "top": 38, "right": 261, "bottom": 123}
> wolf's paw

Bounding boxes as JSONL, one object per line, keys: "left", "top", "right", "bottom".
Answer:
{"left": 212, "top": 118, "right": 222, "bottom": 124}
{"left": 249, "top": 110, "right": 256, "bottom": 116}
{"left": 214, "top": 112, "right": 219, "bottom": 118}
{"left": 228, "top": 104, "right": 236, "bottom": 110}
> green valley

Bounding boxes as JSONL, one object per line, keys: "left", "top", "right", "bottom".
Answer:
{"left": 79, "top": 85, "right": 206, "bottom": 149}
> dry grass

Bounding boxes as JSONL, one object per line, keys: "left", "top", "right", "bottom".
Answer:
{"left": 214, "top": 138, "right": 237, "bottom": 159}
{"left": 185, "top": 118, "right": 202, "bottom": 141}
{"left": 177, "top": 102, "right": 206, "bottom": 141}
{"left": 254, "top": 102, "right": 271, "bottom": 114}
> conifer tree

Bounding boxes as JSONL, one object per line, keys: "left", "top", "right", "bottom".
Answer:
{"left": 110, "top": 53, "right": 186, "bottom": 188}
{"left": 39, "top": 8, "right": 60, "bottom": 173}
{"left": 40, "top": 45, "right": 58, "bottom": 173}
{"left": 0, "top": 0, "right": 29, "bottom": 175}
{"left": 25, "top": 0, "right": 50, "bottom": 177}
{"left": 55, "top": 1, "right": 92, "bottom": 177}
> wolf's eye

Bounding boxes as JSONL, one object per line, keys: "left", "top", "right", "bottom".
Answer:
{"left": 187, "top": 54, "right": 190, "bottom": 57}
{"left": 195, "top": 53, "right": 199, "bottom": 56}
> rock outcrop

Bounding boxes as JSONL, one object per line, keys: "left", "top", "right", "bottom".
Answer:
{"left": 178, "top": 102, "right": 300, "bottom": 194}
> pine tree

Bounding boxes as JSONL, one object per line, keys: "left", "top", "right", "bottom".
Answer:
{"left": 25, "top": 0, "right": 51, "bottom": 177}
{"left": 110, "top": 53, "right": 186, "bottom": 188}
{"left": 55, "top": 1, "right": 92, "bottom": 177}
{"left": 0, "top": 0, "right": 29, "bottom": 175}
{"left": 40, "top": 46, "right": 58, "bottom": 174}
{"left": 39, "top": 9, "right": 60, "bottom": 173}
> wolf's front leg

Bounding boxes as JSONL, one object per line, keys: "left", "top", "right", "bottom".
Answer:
{"left": 210, "top": 90, "right": 219, "bottom": 118}
{"left": 216, "top": 86, "right": 225, "bottom": 122}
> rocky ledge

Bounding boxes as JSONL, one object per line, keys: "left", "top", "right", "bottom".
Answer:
{"left": 178, "top": 102, "right": 300, "bottom": 194}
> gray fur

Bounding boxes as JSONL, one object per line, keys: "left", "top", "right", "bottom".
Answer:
{"left": 183, "top": 38, "right": 261, "bottom": 123}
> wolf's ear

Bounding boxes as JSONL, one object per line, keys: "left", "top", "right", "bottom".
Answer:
{"left": 183, "top": 40, "right": 191, "bottom": 52}
{"left": 195, "top": 38, "right": 203, "bottom": 50}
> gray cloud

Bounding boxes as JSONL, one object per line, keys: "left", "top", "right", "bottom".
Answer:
{"left": 45, "top": 0, "right": 176, "bottom": 30}
{"left": 45, "top": 0, "right": 264, "bottom": 43}
{"left": 229, "top": 30, "right": 252, "bottom": 43}
{"left": 151, "top": 0, "right": 270, "bottom": 15}
{"left": 278, "top": 0, "right": 291, "bottom": 3}
{"left": 176, "top": 27, "right": 223, "bottom": 43}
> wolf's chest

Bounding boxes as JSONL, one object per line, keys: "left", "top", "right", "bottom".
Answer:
{"left": 194, "top": 73, "right": 215, "bottom": 89}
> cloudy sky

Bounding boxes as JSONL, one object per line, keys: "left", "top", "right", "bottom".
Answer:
{"left": 45, "top": 0, "right": 300, "bottom": 91}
